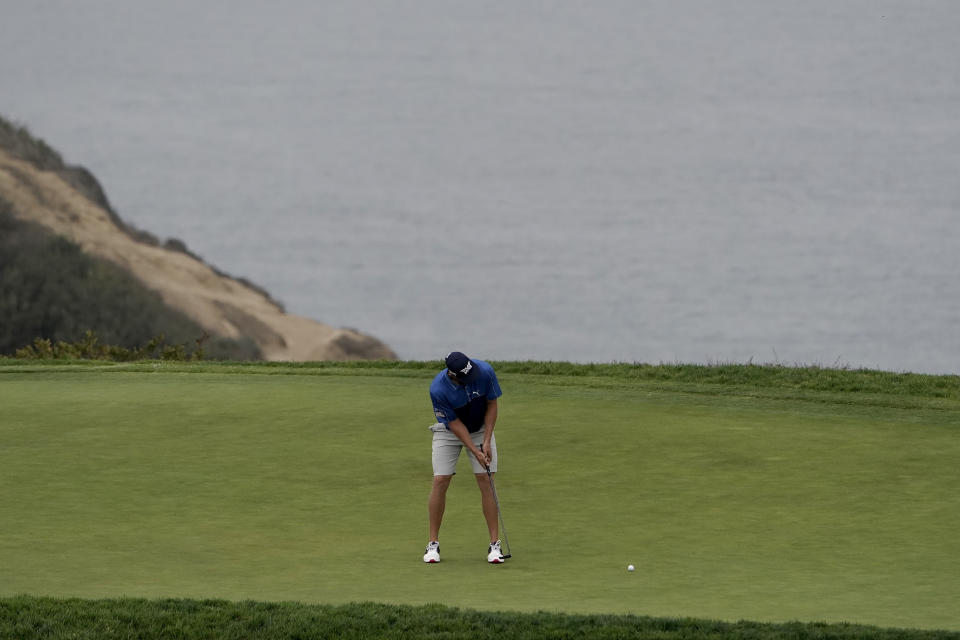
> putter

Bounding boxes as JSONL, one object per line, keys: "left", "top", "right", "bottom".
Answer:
{"left": 484, "top": 463, "right": 512, "bottom": 559}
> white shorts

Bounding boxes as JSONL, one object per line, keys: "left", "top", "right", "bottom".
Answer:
{"left": 429, "top": 423, "right": 498, "bottom": 476}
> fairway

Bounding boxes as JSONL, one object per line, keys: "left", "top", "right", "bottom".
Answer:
{"left": 1, "top": 363, "right": 958, "bottom": 631}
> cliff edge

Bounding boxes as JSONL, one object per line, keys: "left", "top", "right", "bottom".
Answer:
{"left": 0, "top": 122, "right": 396, "bottom": 361}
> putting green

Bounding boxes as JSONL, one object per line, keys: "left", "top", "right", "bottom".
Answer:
{"left": 1, "top": 366, "right": 957, "bottom": 630}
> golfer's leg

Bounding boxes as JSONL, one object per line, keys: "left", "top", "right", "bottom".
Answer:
{"left": 475, "top": 473, "right": 499, "bottom": 543}
{"left": 429, "top": 475, "right": 452, "bottom": 541}
{"left": 429, "top": 428, "right": 461, "bottom": 542}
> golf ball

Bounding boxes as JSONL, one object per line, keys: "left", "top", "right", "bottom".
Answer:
{"left": 627, "top": 564, "right": 635, "bottom": 572}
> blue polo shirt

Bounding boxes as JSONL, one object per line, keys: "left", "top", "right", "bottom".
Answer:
{"left": 430, "top": 359, "right": 502, "bottom": 433}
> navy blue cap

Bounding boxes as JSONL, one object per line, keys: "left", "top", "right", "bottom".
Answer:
{"left": 445, "top": 351, "right": 478, "bottom": 382}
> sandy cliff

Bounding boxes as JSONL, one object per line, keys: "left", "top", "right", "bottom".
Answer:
{"left": 0, "top": 147, "right": 396, "bottom": 360}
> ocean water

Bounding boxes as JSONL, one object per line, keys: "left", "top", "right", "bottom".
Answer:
{"left": 2, "top": 1, "right": 958, "bottom": 372}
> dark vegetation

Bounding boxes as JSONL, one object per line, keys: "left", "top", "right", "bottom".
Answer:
{"left": 0, "top": 200, "right": 260, "bottom": 360}
{"left": 12, "top": 331, "right": 208, "bottom": 362}
{"left": 2, "top": 597, "right": 957, "bottom": 640}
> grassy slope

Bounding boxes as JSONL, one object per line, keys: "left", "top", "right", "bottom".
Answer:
{"left": 0, "top": 361, "right": 958, "bottom": 632}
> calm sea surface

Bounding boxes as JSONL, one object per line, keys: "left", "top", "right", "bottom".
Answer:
{"left": 2, "top": 1, "right": 958, "bottom": 372}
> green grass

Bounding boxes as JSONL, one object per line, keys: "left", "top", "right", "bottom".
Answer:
{"left": 5, "top": 597, "right": 959, "bottom": 640}
{"left": 1, "top": 362, "right": 958, "bottom": 632}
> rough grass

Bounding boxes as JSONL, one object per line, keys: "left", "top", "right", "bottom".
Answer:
{"left": 3, "top": 358, "right": 957, "bottom": 409}
{"left": 3, "top": 597, "right": 959, "bottom": 640}
{"left": 2, "top": 358, "right": 957, "bottom": 396}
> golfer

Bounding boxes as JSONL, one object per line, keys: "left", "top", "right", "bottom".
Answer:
{"left": 423, "top": 351, "right": 505, "bottom": 564}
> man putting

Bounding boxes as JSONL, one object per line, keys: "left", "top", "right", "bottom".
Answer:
{"left": 423, "top": 351, "right": 505, "bottom": 564}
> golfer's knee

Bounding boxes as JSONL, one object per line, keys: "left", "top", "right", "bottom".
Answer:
{"left": 432, "top": 474, "right": 453, "bottom": 492}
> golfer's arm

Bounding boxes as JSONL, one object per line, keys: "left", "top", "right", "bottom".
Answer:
{"left": 448, "top": 419, "right": 483, "bottom": 458}
{"left": 483, "top": 398, "right": 498, "bottom": 438}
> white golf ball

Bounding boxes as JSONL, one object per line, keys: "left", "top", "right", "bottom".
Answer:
{"left": 627, "top": 564, "right": 635, "bottom": 572}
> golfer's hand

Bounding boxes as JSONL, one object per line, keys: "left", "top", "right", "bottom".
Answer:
{"left": 477, "top": 446, "right": 492, "bottom": 466}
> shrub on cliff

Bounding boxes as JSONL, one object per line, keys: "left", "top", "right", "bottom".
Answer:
{"left": 0, "top": 200, "right": 261, "bottom": 360}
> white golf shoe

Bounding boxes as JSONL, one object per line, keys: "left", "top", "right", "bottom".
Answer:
{"left": 423, "top": 541, "right": 440, "bottom": 563}
{"left": 487, "top": 540, "right": 505, "bottom": 564}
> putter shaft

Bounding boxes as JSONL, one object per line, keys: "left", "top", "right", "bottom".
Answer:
{"left": 485, "top": 465, "right": 512, "bottom": 558}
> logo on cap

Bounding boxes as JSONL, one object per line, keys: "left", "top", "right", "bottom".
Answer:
{"left": 445, "top": 351, "right": 476, "bottom": 381}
